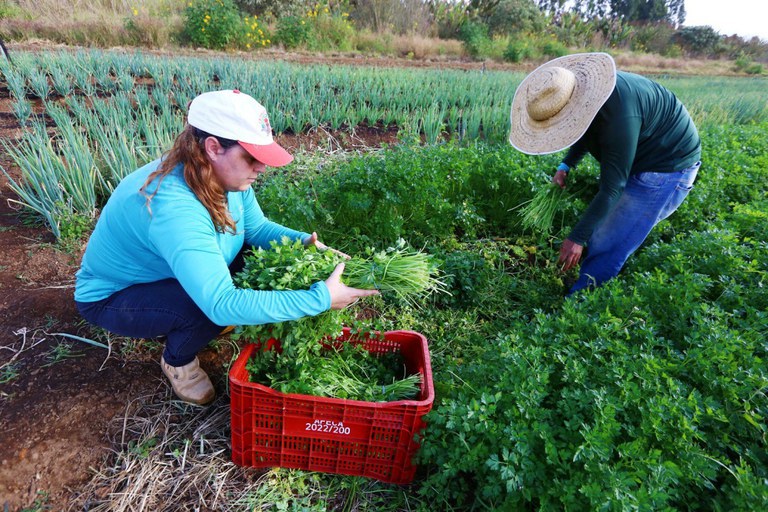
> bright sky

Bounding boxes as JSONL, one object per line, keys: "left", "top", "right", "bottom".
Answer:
{"left": 683, "top": 0, "right": 767, "bottom": 41}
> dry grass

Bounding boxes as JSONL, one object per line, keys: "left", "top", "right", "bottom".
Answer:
{"left": 353, "top": 29, "right": 465, "bottom": 59}
{"left": 391, "top": 33, "right": 464, "bottom": 59}
{"left": 65, "top": 375, "right": 408, "bottom": 511}
{"left": 9, "top": 0, "right": 179, "bottom": 19}
{"left": 613, "top": 50, "right": 739, "bottom": 76}
{"left": 66, "top": 388, "right": 260, "bottom": 511}
{"left": 1, "top": 0, "right": 182, "bottom": 48}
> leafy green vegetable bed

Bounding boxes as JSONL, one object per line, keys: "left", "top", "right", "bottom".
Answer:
{"left": 256, "top": 124, "right": 768, "bottom": 510}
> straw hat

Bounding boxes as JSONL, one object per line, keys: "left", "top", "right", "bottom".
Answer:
{"left": 509, "top": 52, "right": 616, "bottom": 155}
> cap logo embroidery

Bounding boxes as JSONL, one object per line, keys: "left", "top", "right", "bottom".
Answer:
{"left": 259, "top": 113, "right": 271, "bottom": 133}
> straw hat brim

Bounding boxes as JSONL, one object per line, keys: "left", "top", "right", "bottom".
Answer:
{"left": 509, "top": 53, "right": 616, "bottom": 155}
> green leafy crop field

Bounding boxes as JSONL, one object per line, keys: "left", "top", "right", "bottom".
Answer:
{"left": 2, "top": 48, "right": 766, "bottom": 510}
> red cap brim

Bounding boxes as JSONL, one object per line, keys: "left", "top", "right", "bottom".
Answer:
{"left": 239, "top": 141, "right": 294, "bottom": 167}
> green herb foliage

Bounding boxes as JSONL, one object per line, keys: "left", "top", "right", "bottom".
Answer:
{"left": 255, "top": 123, "right": 768, "bottom": 510}
{"left": 233, "top": 238, "right": 440, "bottom": 400}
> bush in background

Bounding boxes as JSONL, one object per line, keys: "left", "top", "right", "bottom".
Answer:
{"left": 182, "top": 0, "right": 242, "bottom": 50}
{"left": 734, "top": 55, "right": 765, "bottom": 74}
{"left": 273, "top": 2, "right": 354, "bottom": 51}
{"left": 458, "top": 20, "right": 489, "bottom": 58}
{"left": 630, "top": 22, "right": 676, "bottom": 55}
{"left": 273, "top": 15, "right": 311, "bottom": 49}
{"left": 352, "top": 0, "right": 434, "bottom": 36}
{"left": 234, "top": 0, "right": 308, "bottom": 18}
{"left": 503, "top": 37, "right": 537, "bottom": 62}
{"left": 481, "top": 0, "right": 546, "bottom": 37}
{"left": 674, "top": 25, "right": 724, "bottom": 57}
{"left": 181, "top": 0, "right": 270, "bottom": 50}
{"left": 123, "top": 6, "right": 180, "bottom": 47}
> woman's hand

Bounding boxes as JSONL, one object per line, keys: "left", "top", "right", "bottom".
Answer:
{"left": 324, "top": 263, "right": 379, "bottom": 309}
{"left": 303, "top": 232, "right": 350, "bottom": 259}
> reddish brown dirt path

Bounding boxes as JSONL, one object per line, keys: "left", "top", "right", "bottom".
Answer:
{"left": 0, "top": 92, "right": 162, "bottom": 509}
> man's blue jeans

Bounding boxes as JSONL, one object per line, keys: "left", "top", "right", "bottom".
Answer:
{"left": 76, "top": 279, "right": 225, "bottom": 366}
{"left": 570, "top": 161, "right": 701, "bottom": 294}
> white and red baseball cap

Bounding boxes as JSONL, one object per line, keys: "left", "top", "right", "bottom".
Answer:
{"left": 188, "top": 89, "right": 293, "bottom": 167}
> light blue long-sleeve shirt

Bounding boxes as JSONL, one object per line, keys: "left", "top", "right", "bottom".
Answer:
{"left": 75, "top": 159, "right": 331, "bottom": 326}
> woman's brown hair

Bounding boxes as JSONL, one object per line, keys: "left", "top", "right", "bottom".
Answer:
{"left": 140, "top": 125, "right": 237, "bottom": 234}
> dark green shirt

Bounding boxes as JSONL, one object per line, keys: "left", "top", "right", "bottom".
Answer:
{"left": 562, "top": 71, "right": 701, "bottom": 245}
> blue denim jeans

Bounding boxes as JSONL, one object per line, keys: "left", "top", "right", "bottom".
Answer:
{"left": 76, "top": 248, "right": 253, "bottom": 366}
{"left": 570, "top": 161, "right": 700, "bottom": 294}
{"left": 76, "top": 279, "right": 225, "bottom": 366}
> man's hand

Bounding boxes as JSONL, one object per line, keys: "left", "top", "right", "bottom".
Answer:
{"left": 324, "top": 263, "right": 379, "bottom": 309}
{"left": 553, "top": 169, "right": 568, "bottom": 189}
{"left": 558, "top": 238, "right": 583, "bottom": 272}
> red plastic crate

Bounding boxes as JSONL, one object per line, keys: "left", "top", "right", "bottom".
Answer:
{"left": 229, "top": 328, "right": 434, "bottom": 484}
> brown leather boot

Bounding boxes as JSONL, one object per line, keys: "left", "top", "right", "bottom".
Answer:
{"left": 160, "top": 355, "right": 215, "bottom": 405}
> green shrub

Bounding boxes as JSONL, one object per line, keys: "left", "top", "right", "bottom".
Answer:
{"left": 0, "top": 0, "right": 22, "bottom": 19}
{"left": 540, "top": 38, "right": 568, "bottom": 58}
{"left": 353, "top": 29, "right": 395, "bottom": 55}
{"left": 503, "top": 38, "right": 536, "bottom": 63}
{"left": 273, "top": 3, "right": 354, "bottom": 51}
{"left": 675, "top": 25, "right": 723, "bottom": 56}
{"left": 735, "top": 56, "right": 764, "bottom": 74}
{"left": 459, "top": 21, "right": 491, "bottom": 59}
{"left": 481, "top": 0, "right": 547, "bottom": 37}
{"left": 274, "top": 14, "right": 312, "bottom": 49}
{"left": 182, "top": 0, "right": 243, "bottom": 50}
{"left": 630, "top": 22, "right": 676, "bottom": 54}
{"left": 234, "top": 0, "right": 308, "bottom": 18}
{"left": 307, "top": 8, "right": 354, "bottom": 51}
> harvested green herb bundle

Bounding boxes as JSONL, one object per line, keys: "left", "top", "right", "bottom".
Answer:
{"left": 343, "top": 238, "right": 446, "bottom": 306}
{"left": 246, "top": 341, "right": 421, "bottom": 401}
{"left": 517, "top": 183, "right": 569, "bottom": 235}
{"left": 232, "top": 237, "right": 440, "bottom": 401}
{"left": 234, "top": 237, "right": 444, "bottom": 311}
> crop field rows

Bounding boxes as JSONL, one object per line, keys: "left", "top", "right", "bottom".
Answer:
{"left": 1, "top": 48, "right": 767, "bottom": 510}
